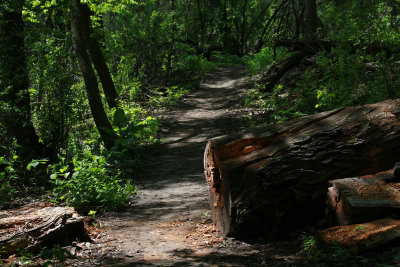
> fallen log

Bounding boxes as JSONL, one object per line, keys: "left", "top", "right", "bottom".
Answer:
{"left": 204, "top": 99, "right": 400, "bottom": 240}
{"left": 0, "top": 202, "right": 85, "bottom": 257}
{"left": 262, "top": 50, "right": 311, "bottom": 92}
{"left": 317, "top": 218, "right": 400, "bottom": 254}
{"left": 327, "top": 164, "right": 400, "bottom": 226}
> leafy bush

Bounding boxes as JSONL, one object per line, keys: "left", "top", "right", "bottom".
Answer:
{"left": 50, "top": 151, "right": 136, "bottom": 210}
{"left": 244, "top": 84, "right": 306, "bottom": 123}
{"left": 0, "top": 153, "right": 19, "bottom": 206}
{"left": 148, "top": 86, "right": 189, "bottom": 109}
{"left": 244, "top": 46, "right": 288, "bottom": 75}
{"left": 298, "top": 48, "right": 400, "bottom": 114}
{"left": 177, "top": 53, "right": 217, "bottom": 75}
{"left": 212, "top": 51, "right": 244, "bottom": 65}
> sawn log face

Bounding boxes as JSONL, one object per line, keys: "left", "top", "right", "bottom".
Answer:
{"left": 327, "top": 165, "right": 400, "bottom": 226}
{"left": 204, "top": 99, "right": 400, "bottom": 240}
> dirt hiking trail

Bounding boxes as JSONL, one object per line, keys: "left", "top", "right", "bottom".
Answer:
{"left": 74, "top": 66, "right": 303, "bottom": 266}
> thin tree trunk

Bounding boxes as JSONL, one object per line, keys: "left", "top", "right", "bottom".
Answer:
{"left": 71, "top": 0, "right": 117, "bottom": 149}
{"left": 222, "top": 0, "right": 229, "bottom": 50}
{"left": 166, "top": 0, "right": 176, "bottom": 78}
{"left": 240, "top": 0, "right": 248, "bottom": 56}
{"left": 79, "top": 3, "right": 119, "bottom": 109}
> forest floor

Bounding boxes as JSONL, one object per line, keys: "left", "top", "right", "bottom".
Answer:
{"left": 60, "top": 66, "right": 396, "bottom": 266}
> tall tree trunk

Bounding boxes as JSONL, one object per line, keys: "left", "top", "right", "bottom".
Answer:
{"left": 79, "top": 3, "right": 119, "bottom": 109}
{"left": 303, "top": 0, "right": 318, "bottom": 39}
{"left": 70, "top": 0, "right": 117, "bottom": 149}
{"left": 0, "top": 0, "right": 44, "bottom": 158}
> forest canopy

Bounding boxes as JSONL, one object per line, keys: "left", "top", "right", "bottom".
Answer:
{"left": 1, "top": 0, "right": 399, "bottom": 210}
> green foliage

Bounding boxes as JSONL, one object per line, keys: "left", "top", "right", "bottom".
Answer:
{"left": 148, "top": 86, "right": 189, "bottom": 109}
{"left": 212, "top": 52, "right": 244, "bottom": 65}
{"left": 299, "top": 233, "right": 319, "bottom": 256}
{"left": 244, "top": 47, "right": 288, "bottom": 75}
{"left": 244, "top": 84, "right": 307, "bottom": 124}
{"left": 49, "top": 151, "right": 136, "bottom": 210}
{"left": 26, "top": 159, "right": 48, "bottom": 171}
{"left": 27, "top": 14, "right": 78, "bottom": 153}
{"left": 354, "top": 224, "right": 366, "bottom": 231}
{"left": 298, "top": 48, "right": 400, "bottom": 114}
{"left": 177, "top": 51, "right": 217, "bottom": 76}
{"left": 0, "top": 141, "right": 23, "bottom": 206}
{"left": 298, "top": 233, "right": 351, "bottom": 265}
{"left": 40, "top": 245, "right": 74, "bottom": 267}
{"left": 88, "top": 209, "right": 97, "bottom": 219}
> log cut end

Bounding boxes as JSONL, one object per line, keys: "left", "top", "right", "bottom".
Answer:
{"left": 327, "top": 164, "right": 400, "bottom": 226}
{"left": 204, "top": 140, "right": 232, "bottom": 236}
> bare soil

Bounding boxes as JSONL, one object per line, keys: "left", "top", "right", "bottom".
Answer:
{"left": 44, "top": 66, "right": 399, "bottom": 266}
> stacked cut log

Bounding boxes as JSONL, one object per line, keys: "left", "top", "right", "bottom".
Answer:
{"left": 317, "top": 218, "right": 400, "bottom": 254}
{"left": 327, "top": 163, "right": 400, "bottom": 226}
{"left": 0, "top": 202, "right": 85, "bottom": 257}
{"left": 316, "top": 163, "right": 400, "bottom": 253}
{"left": 204, "top": 99, "right": 400, "bottom": 240}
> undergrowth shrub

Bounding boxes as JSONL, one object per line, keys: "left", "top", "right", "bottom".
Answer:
{"left": 245, "top": 45, "right": 400, "bottom": 125}
{"left": 298, "top": 48, "right": 400, "bottom": 113}
{"left": 177, "top": 48, "right": 217, "bottom": 75}
{"left": 50, "top": 151, "right": 135, "bottom": 210}
{"left": 0, "top": 149, "right": 19, "bottom": 206}
{"left": 244, "top": 84, "right": 306, "bottom": 123}
{"left": 244, "top": 46, "right": 288, "bottom": 75}
{"left": 148, "top": 86, "right": 189, "bottom": 108}
{"left": 212, "top": 51, "right": 244, "bottom": 65}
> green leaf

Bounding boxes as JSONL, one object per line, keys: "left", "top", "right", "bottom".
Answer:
{"left": 54, "top": 248, "right": 67, "bottom": 262}
{"left": 40, "top": 248, "right": 54, "bottom": 260}
{"left": 27, "top": 160, "right": 40, "bottom": 171}
{"left": 113, "top": 108, "right": 128, "bottom": 128}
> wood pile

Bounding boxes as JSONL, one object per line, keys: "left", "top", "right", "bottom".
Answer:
{"left": 0, "top": 202, "right": 85, "bottom": 257}
{"left": 317, "top": 163, "right": 400, "bottom": 253}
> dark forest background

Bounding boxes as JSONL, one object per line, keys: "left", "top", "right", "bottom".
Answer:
{"left": 1, "top": 0, "right": 399, "bottom": 211}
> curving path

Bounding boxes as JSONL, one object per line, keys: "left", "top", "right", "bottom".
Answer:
{"left": 72, "top": 66, "right": 302, "bottom": 266}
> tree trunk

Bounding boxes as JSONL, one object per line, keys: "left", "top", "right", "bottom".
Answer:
{"left": 317, "top": 218, "right": 400, "bottom": 254}
{"left": 327, "top": 163, "right": 400, "bottom": 226}
{"left": 71, "top": 0, "right": 117, "bottom": 149}
{"left": 204, "top": 99, "right": 400, "bottom": 240}
{"left": 240, "top": 0, "right": 248, "bottom": 57}
{"left": 166, "top": 0, "right": 176, "bottom": 78}
{"left": 303, "top": 0, "right": 318, "bottom": 39}
{"left": 0, "top": 202, "right": 85, "bottom": 257}
{"left": 0, "top": 2, "right": 44, "bottom": 158}
{"left": 79, "top": 3, "right": 119, "bottom": 109}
